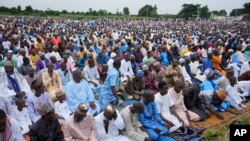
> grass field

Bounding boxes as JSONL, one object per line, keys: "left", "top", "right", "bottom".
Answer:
{"left": 203, "top": 116, "right": 250, "bottom": 141}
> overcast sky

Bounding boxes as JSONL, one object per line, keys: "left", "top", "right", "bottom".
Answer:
{"left": 1, "top": 0, "right": 248, "bottom": 15}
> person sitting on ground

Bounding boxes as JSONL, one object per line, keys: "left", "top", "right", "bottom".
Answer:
{"left": 95, "top": 104, "right": 130, "bottom": 141}
{"left": 168, "top": 80, "right": 200, "bottom": 127}
{"left": 120, "top": 101, "right": 150, "bottom": 141}
{"left": 83, "top": 59, "right": 102, "bottom": 93}
{"left": 139, "top": 90, "right": 176, "bottom": 141}
{"left": 142, "top": 64, "right": 158, "bottom": 93}
{"left": 27, "top": 78, "right": 53, "bottom": 123}
{"left": 64, "top": 103, "right": 97, "bottom": 141}
{"left": 10, "top": 98, "right": 32, "bottom": 135}
{"left": 65, "top": 69, "right": 100, "bottom": 115}
{"left": 155, "top": 81, "right": 182, "bottom": 133}
{"left": 42, "top": 63, "right": 62, "bottom": 101}
{"left": 225, "top": 76, "right": 246, "bottom": 110}
{"left": 54, "top": 90, "right": 72, "bottom": 125}
{"left": 184, "top": 83, "right": 209, "bottom": 121}
{"left": 29, "top": 102, "right": 64, "bottom": 141}
{"left": 0, "top": 109, "right": 24, "bottom": 141}
{"left": 125, "top": 70, "right": 145, "bottom": 101}
{"left": 25, "top": 67, "right": 38, "bottom": 87}
{"left": 18, "top": 56, "right": 32, "bottom": 76}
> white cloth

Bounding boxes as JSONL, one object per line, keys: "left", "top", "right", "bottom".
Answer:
{"left": 0, "top": 94, "right": 15, "bottom": 116}
{"left": 155, "top": 92, "right": 182, "bottom": 133}
{"left": 180, "top": 65, "right": 192, "bottom": 84}
{"left": 119, "top": 59, "right": 134, "bottom": 78}
{"left": 83, "top": 66, "right": 101, "bottom": 88}
{"left": 95, "top": 110, "right": 130, "bottom": 141}
{"left": 236, "top": 51, "right": 247, "bottom": 63}
{"left": 27, "top": 92, "right": 52, "bottom": 122}
{"left": 50, "top": 51, "right": 62, "bottom": 61}
{"left": 235, "top": 81, "right": 250, "bottom": 97}
{"left": 107, "top": 59, "right": 114, "bottom": 70}
{"left": 54, "top": 100, "right": 72, "bottom": 124}
{"left": 215, "top": 76, "right": 230, "bottom": 90}
{"left": 225, "top": 85, "right": 244, "bottom": 110}
{"left": 240, "top": 62, "right": 250, "bottom": 75}
{"left": 0, "top": 70, "right": 32, "bottom": 98}
{"left": 10, "top": 107, "right": 32, "bottom": 135}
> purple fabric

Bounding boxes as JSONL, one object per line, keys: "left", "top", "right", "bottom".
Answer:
{"left": 36, "top": 59, "right": 50, "bottom": 73}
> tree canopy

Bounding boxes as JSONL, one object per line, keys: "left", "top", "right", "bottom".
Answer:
{"left": 138, "top": 5, "right": 157, "bottom": 17}
{"left": 123, "top": 7, "right": 130, "bottom": 15}
{"left": 230, "top": 2, "right": 250, "bottom": 16}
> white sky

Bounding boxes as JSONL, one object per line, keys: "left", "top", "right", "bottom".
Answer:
{"left": 0, "top": 0, "right": 248, "bottom": 15}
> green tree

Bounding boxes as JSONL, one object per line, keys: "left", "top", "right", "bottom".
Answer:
{"left": 178, "top": 4, "right": 200, "bottom": 18}
{"left": 243, "top": 2, "right": 250, "bottom": 14}
{"left": 61, "top": 10, "right": 68, "bottom": 14}
{"left": 25, "top": 5, "right": 33, "bottom": 12}
{"left": 138, "top": 4, "right": 157, "bottom": 17}
{"left": 230, "top": 9, "right": 244, "bottom": 16}
{"left": 219, "top": 10, "right": 227, "bottom": 16}
{"left": 123, "top": 7, "right": 130, "bottom": 15}
{"left": 199, "top": 5, "right": 210, "bottom": 18}
{"left": 17, "top": 5, "right": 21, "bottom": 12}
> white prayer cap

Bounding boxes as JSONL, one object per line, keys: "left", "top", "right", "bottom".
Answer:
{"left": 228, "top": 49, "right": 234, "bottom": 53}
{"left": 179, "top": 58, "right": 185, "bottom": 64}
{"left": 76, "top": 103, "right": 88, "bottom": 115}
{"left": 110, "top": 52, "right": 117, "bottom": 58}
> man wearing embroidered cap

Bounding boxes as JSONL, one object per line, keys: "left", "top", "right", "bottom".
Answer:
{"left": 64, "top": 103, "right": 97, "bottom": 141}
{"left": 142, "top": 64, "right": 158, "bottom": 93}
{"left": 125, "top": 70, "right": 145, "bottom": 100}
{"left": 29, "top": 102, "right": 64, "bottom": 141}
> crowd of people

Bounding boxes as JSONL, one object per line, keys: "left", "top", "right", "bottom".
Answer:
{"left": 0, "top": 16, "right": 250, "bottom": 141}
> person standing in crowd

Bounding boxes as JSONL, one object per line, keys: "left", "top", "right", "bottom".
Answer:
{"left": 99, "top": 59, "right": 121, "bottom": 109}
{"left": 64, "top": 103, "right": 97, "bottom": 141}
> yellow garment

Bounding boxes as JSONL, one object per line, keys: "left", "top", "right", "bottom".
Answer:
{"left": 212, "top": 55, "right": 226, "bottom": 75}
{"left": 42, "top": 71, "right": 62, "bottom": 101}
{"left": 76, "top": 51, "right": 84, "bottom": 59}
{"left": 29, "top": 55, "right": 40, "bottom": 69}
{"left": 36, "top": 42, "right": 44, "bottom": 52}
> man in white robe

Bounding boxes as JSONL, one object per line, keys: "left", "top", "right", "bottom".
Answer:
{"left": 107, "top": 52, "right": 116, "bottom": 70}
{"left": 119, "top": 53, "right": 134, "bottom": 82}
{"left": 155, "top": 81, "right": 182, "bottom": 133}
{"left": 0, "top": 61, "right": 32, "bottom": 104}
{"left": 240, "top": 61, "right": 250, "bottom": 75}
{"left": 120, "top": 102, "right": 150, "bottom": 141}
{"left": 95, "top": 104, "right": 130, "bottom": 141}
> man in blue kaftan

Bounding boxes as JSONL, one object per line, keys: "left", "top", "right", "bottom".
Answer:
{"left": 99, "top": 59, "right": 121, "bottom": 109}
{"left": 65, "top": 69, "right": 100, "bottom": 116}
{"left": 139, "top": 90, "right": 176, "bottom": 141}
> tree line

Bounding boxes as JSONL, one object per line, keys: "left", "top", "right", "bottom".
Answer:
{"left": 0, "top": 2, "right": 249, "bottom": 18}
